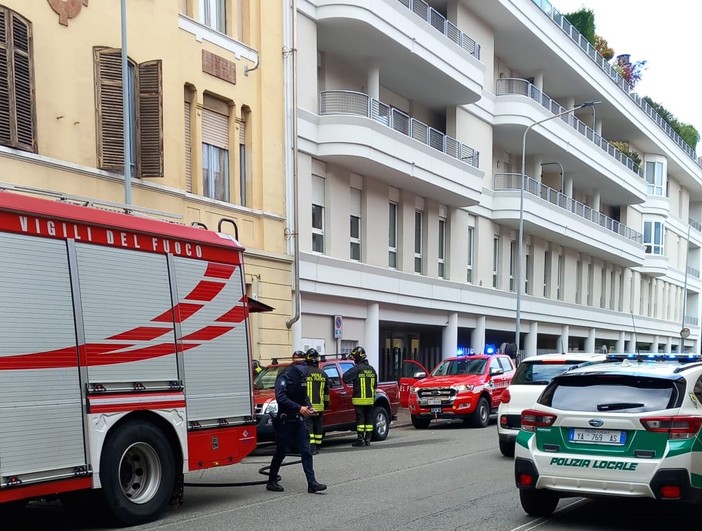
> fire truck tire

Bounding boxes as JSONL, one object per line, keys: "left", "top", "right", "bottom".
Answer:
{"left": 100, "top": 420, "right": 176, "bottom": 526}
{"left": 371, "top": 406, "right": 390, "bottom": 441}
{"left": 411, "top": 415, "right": 431, "bottom": 429}
{"left": 469, "top": 397, "right": 490, "bottom": 428}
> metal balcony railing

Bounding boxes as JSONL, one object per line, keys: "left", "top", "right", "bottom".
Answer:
{"left": 319, "top": 90, "right": 480, "bottom": 168}
{"left": 494, "top": 173, "right": 643, "bottom": 243}
{"left": 532, "top": 0, "right": 701, "bottom": 168}
{"left": 397, "top": 0, "right": 481, "bottom": 59}
{"left": 687, "top": 265, "right": 700, "bottom": 279}
{"left": 496, "top": 78, "right": 643, "bottom": 177}
{"left": 685, "top": 314, "right": 699, "bottom": 327}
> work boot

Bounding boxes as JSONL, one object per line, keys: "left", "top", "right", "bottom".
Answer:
{"left": 266, "top": 481, "right": 284, "bottom": 492}
{"left": 351, "top": 434, "right": 365, "bottom": 447}
{"left": 308, "top": 481, "right": 327, "bottom": 494}
{"left": 364, "top": 433, "right": 372, "bottom": 447}
{"left": 310, "top": 444, "right": 318, "bottom": 455}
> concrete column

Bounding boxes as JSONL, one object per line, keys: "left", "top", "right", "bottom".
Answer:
{"left": 442, "top": 313, "right": 458, "bottom": 360}
{"left": 564, "top": 176, "right": 573, "bottom": 197}
{"left": 617, "top": 331, "right": 625, "bottom": 354}
{"left": 525, "top": 321, "right": 538, "bottom": 358}
{"left": 652, "top": 335, "right": 660, "bottom": 354}
{"left": 628, "top": 332, "right": 636, "bottom": 354}
{"left": 291, "top": 319, "right": 302, "bottom": 352}
{"left": 533, "top": 72, "right": 544, "bottom": 91}
{"left": 592, "top": 190, "right": 601, "bottom": 211}
{"left": 367, "top": 59, "right": 380, "bottom": 100}
{"left": 365, "top": 303, "right": 380, "bottom": 369}
{"left": 665, "top": 336, "right": 672, "bottom": 354}
{"left": 559, "top": 325, "right": 569, "bottom": 354}
{"left": 585, "top": 328, "right": 595, "bottom": 352}
{"left": 471, "top": 315, "right": 486, "bottom": 354}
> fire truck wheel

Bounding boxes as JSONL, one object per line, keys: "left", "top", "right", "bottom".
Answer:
{"left": 371, "top": 406, "right": 390, "bottom": 441}
{"left": 100, "top": 420, "right": 176, "bottom": 526}
{"left": 411, "top": 415, "right": 431, "bottom": 429}
{"left": 469, "top": 397, "right": 490, "bottom": 428}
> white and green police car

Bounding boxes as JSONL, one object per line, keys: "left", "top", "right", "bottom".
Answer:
{"left": 515, "top": 353, "right": 702, "bottom": 516}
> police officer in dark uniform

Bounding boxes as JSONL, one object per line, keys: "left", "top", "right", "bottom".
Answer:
{"left": 266, "top": 350, "right": 327, "bottom": 494}
{"left": 342, "top": 346, "right": 377, "bottom": 447}
{"left": 304, "top": 348, "right": 330, "bottom": 455}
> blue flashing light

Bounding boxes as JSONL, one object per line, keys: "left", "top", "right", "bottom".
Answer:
{"left": 485, "top": 344, "right": 496, "bottom": 355}
{"left": 606, "top": 353, "right": 702, "bottom": 363}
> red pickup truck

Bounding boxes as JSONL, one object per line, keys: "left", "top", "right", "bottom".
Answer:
{"left": 402, "top": 353, "right": 515, "bottom": 429}
{"left": 253, "top": 356, "right": 401, "bottom": 443}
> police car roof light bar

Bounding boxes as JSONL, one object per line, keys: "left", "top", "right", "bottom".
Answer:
{"left": 605, "top": 353, "right": 702, "bottom": 363}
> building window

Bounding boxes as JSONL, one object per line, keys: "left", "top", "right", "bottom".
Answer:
{"left": 643, "top": 221, "right": 665, "bottom": 255}
{"left": 184, "top": 90, "right": 193, "bottom": 193}
{"left": 525, "top": 246, "right": 532, "bottom": 295}
{"left": 0, "top": 8, "right": 35, "bottom": 152}
{"left": 312, "top": 175, "right": 325, "bottom": 253}
{"left": 199, "top": 0, "right": 226, "bottom": 33}
{"left": 414, "top": 211, "right": 423, "bottom": 274}
{"left": 438, "top": 218, "right": 446, "bottom": 278}
{"left": 587, "top": 262, "right": 593, "bottom": 306}
{"left": 600, "top": 267, "right": 607, "bottom": 308}
{"left": 543, "top": 250, "right": 551, "bottom": 297}
{"left": 575, "top": 259, "right": 583, "bottom": 303}
{"left": 350, "top": 188, "right": 361, "bottom": 261}
{"left": 492, "top": 236, "right": 500, "bottom": 288}
{"left": 645, "top": 161, "right": 665, "bottom": 196}
{"left": 94, "top": 48, "right": 163, "bottom": 178}
{"left": 610, "top": 269, "right": 616, "bottom": 310}
{"left": 237, "top": 111, "right": 250, "bottom": 207}
{"left": 202, "top": 104, "right": 230, "bottom": 201}
{"left": 509, "top": 240, "right": 516, "bottom": 292}
{"left": 557, "top": 253, "right": 564, "bottom": 301}
{"left": 388, "top": 202, "right": 398, "bottom": 269}
{"left": 467, "top": 226, "right": 474, "bottom": 283}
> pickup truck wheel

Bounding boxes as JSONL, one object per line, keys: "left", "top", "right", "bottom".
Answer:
{"left": 519, "top": 488, "right": 558, "bottom": 517}
{"left": 100, "top": 420, "right": 176, "bottom": 526}
{"left": 371, "top": 406, "right": 390, "bottom": 441}
{"left": 411, "top": 415, "right": 431, "bottom": 429}
{"left": 469, "top": 397, "right": 490, "bottom": 428}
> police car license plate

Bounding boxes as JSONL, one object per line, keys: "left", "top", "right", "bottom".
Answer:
{"left": 427, "top": 398, "right": 442, "bottom": 405}
{"left": 569, "top": 428, "right": 626, "bottom": 445}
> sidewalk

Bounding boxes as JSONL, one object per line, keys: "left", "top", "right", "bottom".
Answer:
{"left": 392, "top": 407, "right": 410, "bottom": 428}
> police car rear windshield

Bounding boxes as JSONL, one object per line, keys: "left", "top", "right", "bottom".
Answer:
{"left": 538, "top": 374, "right": 685, "bottom": 412}
{"left": 512, "top": 360, "right": 590, "bottom": 385}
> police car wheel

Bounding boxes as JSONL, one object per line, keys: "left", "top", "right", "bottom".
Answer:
{"left": 499, "top": 439, "right": 515, "bottom": 457}
{"left": 519, "top": 488, "right": 558, "bottom": 517}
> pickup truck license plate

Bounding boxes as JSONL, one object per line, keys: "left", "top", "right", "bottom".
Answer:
{"left": 427, "top": 398, "right": 442, "bottom": 405}
{"left": 430, "top": 407, "right": 442, "bottom": 414}
{"left": 569, "top": 428, "right": 626, "bottom": 445}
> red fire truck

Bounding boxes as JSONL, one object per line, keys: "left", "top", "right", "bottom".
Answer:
{"left": 0, "top": 186, "right": 257, "bottom": 525}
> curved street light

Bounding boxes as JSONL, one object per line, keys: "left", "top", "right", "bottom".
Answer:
{"left": 515, "top": 100, "right": 601, "bottom": 356}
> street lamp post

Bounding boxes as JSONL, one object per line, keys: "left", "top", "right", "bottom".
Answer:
{"left": 680, "top": 219, "right": 700, "bottom": 352}
{"left": 515, "top": 101, "right": 600, "bottom": 356}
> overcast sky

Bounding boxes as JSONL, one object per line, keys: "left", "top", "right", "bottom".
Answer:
{"left": 550, "top": 0, "right": 702, "bottom": 150}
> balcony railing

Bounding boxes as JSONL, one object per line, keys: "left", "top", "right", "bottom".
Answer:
{"left": 532, "top": 0, "right": 700, "bottom": 168}
{"left": 494, "top": 173, "right": 643, "bottom": 243}
{"left": 319, "top": 90, "right": 480, "bottom": 168}
{"left": 685, "top": 314, "right": 699, "bottom": 327}
{"left": 497, "top": 78, "right": 643, "bottom": 177}
{"left": 687, "top": 265, "right": 700, "bottom": 279}
{"left": 397, "top": 0, "right": 480, "bottom": 59}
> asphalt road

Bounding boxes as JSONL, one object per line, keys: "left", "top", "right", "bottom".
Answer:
{"left": 3, "top": 412, "right": 700, "bottom": 530}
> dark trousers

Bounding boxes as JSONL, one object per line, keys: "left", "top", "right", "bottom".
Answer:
{"left": 354, "top": 405, "right": 373, "bottom": 436}
{"left": 268, "top": 417, "right": 316, "bottom": 486}
{"left": 305, "top": 413, "right": 324, "bottom": 446}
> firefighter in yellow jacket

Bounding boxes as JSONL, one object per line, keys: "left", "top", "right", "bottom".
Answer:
{"left": 342, "top": 346, "right": 377, "bottom": 447}
{"left": 304, "top": 348, "right": 330, "bottom": 454}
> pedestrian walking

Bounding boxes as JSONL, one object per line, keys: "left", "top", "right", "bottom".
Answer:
{"left": 342, "top": 346, "right": 377, "bottom": 447}
{"left": 266, "top": 350, "right": 327, "bottom": 494}
{"left": 304, "top": 348, "right": 330, "bottom": 455}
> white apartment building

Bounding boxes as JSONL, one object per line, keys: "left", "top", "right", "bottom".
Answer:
{"left": 287, "top": 0, "right": 702, "bottom": 379}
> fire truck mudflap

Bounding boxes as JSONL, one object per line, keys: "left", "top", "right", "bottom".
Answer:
{"left": 0, "top": 188, "right": 257, "bottom": 525}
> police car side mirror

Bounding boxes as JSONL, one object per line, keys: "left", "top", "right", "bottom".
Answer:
{"left": 413, "top": 371, "right": 427, "bottom": 379}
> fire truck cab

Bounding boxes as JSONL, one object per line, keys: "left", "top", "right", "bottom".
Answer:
{"left": 0, "top": 186, "right": 257, "bottom": 525}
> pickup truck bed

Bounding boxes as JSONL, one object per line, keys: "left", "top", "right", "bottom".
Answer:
{"left": 253, "top": 358, "right": 400, "bottom": 443}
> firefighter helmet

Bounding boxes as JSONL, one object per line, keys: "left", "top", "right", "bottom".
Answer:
{"left": 305, "top": 348, "right": 320, "bottom": 364}
{"left": 350, "top": 346, "right": 367, "bottom": 362}
{"left": 292, "top": 350, "right": 306, "bottom": 363}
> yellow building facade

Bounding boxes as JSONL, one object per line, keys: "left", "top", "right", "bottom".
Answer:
{"left": 0, "top": 0, "right": 291, "bottom": 362}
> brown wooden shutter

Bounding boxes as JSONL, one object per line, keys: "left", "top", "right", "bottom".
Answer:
{"left": 136, "top": 60, "right": 163, "bottom": 178}
{"left": 184, "top": 99, "right": 192, "bottom": 192}
{"left": 0, "top": 9, "right": 10, "bottom": 146}
{"left": 94, "top": 48, "right": 124, "bottom": 171}
{"left": 11, "top": 13, "right": 33, "bottom": 151}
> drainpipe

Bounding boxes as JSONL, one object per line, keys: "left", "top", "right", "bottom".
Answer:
{"left": 285, "top": 0, "right": 300, "bottom": 333}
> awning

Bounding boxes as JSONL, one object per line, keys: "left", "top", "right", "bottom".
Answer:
{"left": 247, "top": 296, "right": 275, "bottom": 313}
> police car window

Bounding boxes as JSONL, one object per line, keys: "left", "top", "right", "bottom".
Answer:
{"left": 694, "top": 376, "right": 702, "bottom": 402}
{"left": 512, "top": 361, "right": 585, "bottom": 385}
{"left": 324, "top": 366, "right": 342, "bottom": 388}
{"left": 539, "top": 375, "right": 679, "bottom": 412}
